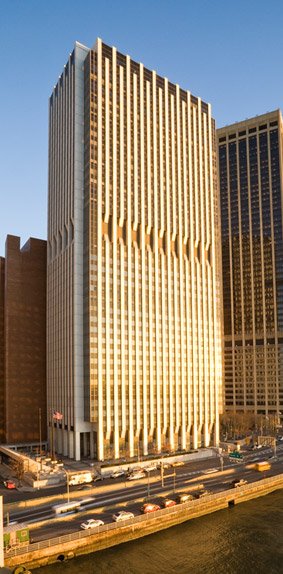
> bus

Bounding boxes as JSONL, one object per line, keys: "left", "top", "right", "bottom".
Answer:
{"left": 52, "top": 497, "right": 95, "bottom": 515}
{"left": 255, "top": 461, "right": 271, "bottom": 472}
{"left": 52, "top": 501, "right": 81, "bottom": 514}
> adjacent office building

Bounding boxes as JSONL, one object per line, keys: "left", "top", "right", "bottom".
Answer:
{"left": 0, "top": 235, "right": 47, "bottom": 446}
{"left": 48, "top": 38, "right": 223, "bottom": 461}
{"left": 218, "top": 110, "right": 283, "bottom": 423}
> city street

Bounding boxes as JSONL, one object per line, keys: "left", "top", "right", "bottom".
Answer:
{"left": 5, "top": 445, "right": 283, "bottom": 542}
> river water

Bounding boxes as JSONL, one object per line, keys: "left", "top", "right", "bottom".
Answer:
{"left": 34, "top": 490, "right": 283, "bottom": 574}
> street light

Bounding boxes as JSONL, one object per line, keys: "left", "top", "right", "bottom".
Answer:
{"left": 160, "top": 460, "right": 164, "bottom": 488}
{"left": 61, "top": 468, "right": 70, "bottom": 502}
{"left": 147, "top": 471, "right": 150, "bottom": 499}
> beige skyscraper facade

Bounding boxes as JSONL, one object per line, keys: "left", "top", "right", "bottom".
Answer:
{"left": 48, "top": 39, "right": 222, "bottom": 461}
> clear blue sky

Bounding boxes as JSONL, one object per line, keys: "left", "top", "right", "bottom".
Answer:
{"left": 1, "top": 0, "right": 283, "bottom": 256}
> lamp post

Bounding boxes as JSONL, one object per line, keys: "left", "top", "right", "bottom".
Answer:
{"left": 147, "top": 471, "right": 150, "bottom": 499}
{"left": 273, "top": 437, "right": 277, "bottom": 459}
{"left": 62, "top": 468, "right": 70, "bottom": 502}
{"left": 160, "top": 460, "right": 164, "bottom": 488}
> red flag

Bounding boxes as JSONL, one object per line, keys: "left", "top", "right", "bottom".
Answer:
{"left": 53, "top": 410, "right": 63, "bottom": 421}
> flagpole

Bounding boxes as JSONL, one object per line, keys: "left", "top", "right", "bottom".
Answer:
{"left": 51, "top": 410, "right": 55, "bottom": 461}
{"left": 39, "top": 408, "right": 42, "bottom": 456}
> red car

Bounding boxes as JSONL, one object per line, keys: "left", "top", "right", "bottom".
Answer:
{"left": 161, "top": 499, "right": 176, "bottom": 508}
{"left": 140, "top": 503, "right": 160, "bottom": 514}
{"left": 4, "top": 480, "right": 16, "bottom": 490}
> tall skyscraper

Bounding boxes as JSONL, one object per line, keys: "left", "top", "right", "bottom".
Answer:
{"left": 218, "top": 110, "right": 283, "bottom": 425}
{"left": 48, "top": 39, "right": 223, "bottom": 461}
{"left": 0, "top": 235, "right": 47, "bottom": 445}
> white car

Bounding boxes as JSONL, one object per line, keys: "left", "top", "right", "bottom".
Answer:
{"left": 80, "top": 519, "right": 104, "bottom": 530}
{"left": 144, "top": 464, "right": 157, "bottom": 472}
{"left": 110, "top": 470, "right": 125, "bottom": 478}
{"left": 112, "top": 510, "right": 134, "bottom": 522}
{"left": 127, "top": 471, "right": 145, "bottom": 480}
{"left": 204, "top": 468, "right": 218, "bottom": 474}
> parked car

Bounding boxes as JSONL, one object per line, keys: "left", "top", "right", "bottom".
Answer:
{"left": 194, "top": 489, "right": 210, "bottom": 499}
{"left": 3, "top": 480, "right": 16, "bottom": 490}
{"left": 112, "top": 510, "right": 135, "bottom": 522}
{"left": 231, "top": 478, "right": 248, "bottom": 488}
{"left": 80, "top": 519, "right": 104, "bottom": 530}
{"left": 176, "top": 493, "right": 194, "bottom": 504}
{"left": 140, "top": 503, "right": 161, "bottom": 514}
{"left": 161, "top": 498, "right": 176, "bottom": 508}
{"left": 171, "top": 461, "right": 184, "bottom": 467}
{"left": 128, "top": 471, "right": 145, "bottom": 481}
{"left": 110, "top": 470, "right": 125, "bottom": 479}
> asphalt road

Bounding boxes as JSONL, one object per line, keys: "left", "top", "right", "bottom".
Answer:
{"left": 7, "top": 445, "right": 283, "bottom": 542}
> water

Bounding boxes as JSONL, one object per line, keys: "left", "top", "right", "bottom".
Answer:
{"left": 34, "top": 490, "right": 283, "bottom": 574}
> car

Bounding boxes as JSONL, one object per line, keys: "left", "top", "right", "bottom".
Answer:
{"left": 3, "top": 480, "right": 16, "bottom": 490}
{"left": 127, "top": 471, "right": 146, "bottom": 480}
{"left": 140, "top": 502, "right": 161, "bottom": 514}
{"left": 110, "top": 470, "right": 125, "bottom": 478}
{"left": 231, "top": 478, "right": 248, "bottom": 488}
{"left": 157, "top": 461, "right": 171, "bottom": 469}
{"left": 171, "top": 461, "right": 184, "bottom": 467}
{"left": 144, "top": 464, "right": 158, "bottom": 472}
{"left": 80, "top": 518, "right": 104, "bottom": 530}
{"left": 161, "top": 498, "right": 176, "bottom": 508}
{"left": 176, "top": 493, "right": 194, "bottom": 504}
{"left": 77, "top": 484, "right": 93, "bottom": 490}
{"left": 194, "top": 489, "right": 210, "bottom": 499}
{"left": 112, "top": 510, "right": 135, "bottom": 522}
{"left": 204, "top": 468, "right": 218, "bottom": 475}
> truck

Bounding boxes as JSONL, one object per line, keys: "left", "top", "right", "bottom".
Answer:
{"left": 255, "top": 461, "right": 271, "bottom": 472}
{"left": 68, "top": 471, "right": 93, "bottom": 486}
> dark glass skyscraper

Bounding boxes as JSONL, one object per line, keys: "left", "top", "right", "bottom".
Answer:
{"left": 218, "top": 110, "right": 283, "bottom": 424}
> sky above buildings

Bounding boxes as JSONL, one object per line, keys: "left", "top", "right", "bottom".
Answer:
{"left": 1, "top": 0, "right": 283, "bottom": 255}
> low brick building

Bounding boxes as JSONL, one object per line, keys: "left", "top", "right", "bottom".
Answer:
{"left": 0, "top": 235, "right": 47, "bottom": 446}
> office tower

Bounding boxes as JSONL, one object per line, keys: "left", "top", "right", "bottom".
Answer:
{"left": 48, "top": 38, "right": 222, "bottom": 461}
{"left": 0, "top": 235, "right": 47, "bottom": 445}
{"left": 218, "top": 110, "right": 283, "bottom": 425}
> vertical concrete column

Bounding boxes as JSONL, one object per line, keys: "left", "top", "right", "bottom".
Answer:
{"left": 90, "top": 431, "right": 94, "bottom": 459}
{"left": 74, "top": 431, "right": 81, "bottom": 461}
{"left": 68, "top": 432, "right": 74, "bottom": 459}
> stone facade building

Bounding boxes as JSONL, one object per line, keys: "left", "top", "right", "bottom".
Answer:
{"left": 0, "top": 235, "right": 47, "bottom": 446}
